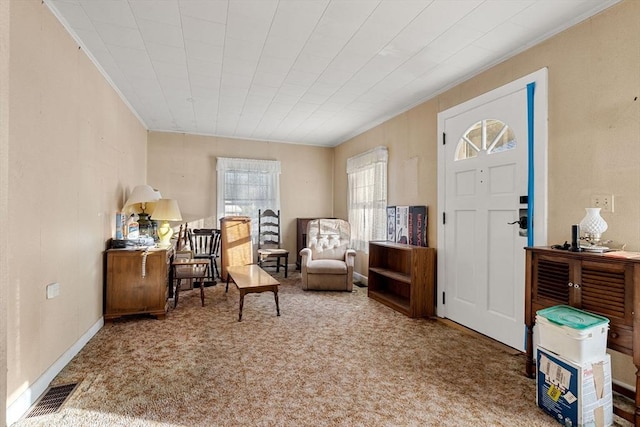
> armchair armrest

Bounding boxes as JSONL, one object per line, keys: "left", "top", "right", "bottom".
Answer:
{"left": 300, "top": 248, "right": 312, "bottom": 267}
{"left": 345, "top": 249, "right": 356, "bottom": 268}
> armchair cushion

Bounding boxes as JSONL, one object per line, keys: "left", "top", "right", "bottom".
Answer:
{"left": 306, "top": 259, "right": 347, "bottom": 275}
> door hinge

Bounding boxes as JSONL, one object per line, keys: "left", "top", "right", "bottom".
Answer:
{"left": 442, "top": 291, "right": 446, "bottom": 305}
{"left": 442, "top": 132, "right": 446, "bottom": 145}
{"left": 442, "top": 212, "right": 446, "bottom": 225}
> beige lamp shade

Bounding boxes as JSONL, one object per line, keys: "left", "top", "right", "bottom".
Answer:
{"left": 151, "top": 199, "right": 182, "bottom": 248}
{"left": 123, "top": 185, "right": 161, "bottom": 213}
{"left": 151, "top": 199, "right": 182, "bottom": 221}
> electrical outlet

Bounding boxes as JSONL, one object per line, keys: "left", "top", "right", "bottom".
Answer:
{"left": 591, "top": 194, "right": 615, "bottom": 213}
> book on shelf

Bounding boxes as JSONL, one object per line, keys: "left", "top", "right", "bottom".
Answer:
{"left": 386, "top": 206, "right": 396, "bottom": 242}
{"left": 408, "top": 205, "right": 427, "bottom": 247}
{"left": 395, "top": 206, "right": 409, "bottom": 244}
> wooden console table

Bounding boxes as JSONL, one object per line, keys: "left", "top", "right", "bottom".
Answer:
{"left": 525, "top": 246, "right": 640, "bottom": 426}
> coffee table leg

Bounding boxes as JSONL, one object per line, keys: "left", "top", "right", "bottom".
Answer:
{"left": 226, "top": 275, "right": 230, "bottom": 293}
{"left": 274, "top": 288, "right": 280, "bottom": 316}
{"left": 238, "top": 290, "right": 245, "bottom": 322}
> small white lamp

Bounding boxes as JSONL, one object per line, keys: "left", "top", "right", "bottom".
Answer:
{"left": 579, "top": 207, "right": 608, "bottom": 246}
{"left": 151, "top": 199, "right": 182, "bottom": 248}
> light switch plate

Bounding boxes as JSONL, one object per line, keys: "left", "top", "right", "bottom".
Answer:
{"left": 46, "top": 282, "right": 60, "bottom": 299}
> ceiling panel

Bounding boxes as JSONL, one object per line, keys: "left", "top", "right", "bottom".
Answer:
{"left": 47, "top": 0, "right": 621, "bottom": 146}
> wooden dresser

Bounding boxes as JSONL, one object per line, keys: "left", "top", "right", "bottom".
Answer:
{"left": 525, "top": 246, "right": 640, "bottom": 426}
{"left": 105, "top": 248, "right": 172, "bottom": 320}
{"left": 219, "top": 216, "right": 252, "bottom": 281}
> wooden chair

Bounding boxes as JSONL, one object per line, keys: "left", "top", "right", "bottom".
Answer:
{"left": 257, "top": 209, "right": 289, "bottom": 277}
{"left": 172, "top": 251, "right": 210, "bottom": 307}
{"left": 177, "top": 222, "right": 192, "bottom": 251}
{"left": 173, "top": 250, "right": 195, "bottom": 292}
{"left": 188, "top": 228, "right": 221, "bottom": 281}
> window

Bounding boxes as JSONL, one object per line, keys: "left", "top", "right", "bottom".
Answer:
{"left": 455, "top": 119, "right": 516, "bottom": 161}
{"left": 347, "top": 147, "right": 388, "bottom": 253}
{"left": 216, "top": 157, "right": 280, "bottom": 241}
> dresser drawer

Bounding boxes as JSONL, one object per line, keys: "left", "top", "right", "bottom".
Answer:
{"left": 607, "top": 324, "right": 632, "bottom": 354}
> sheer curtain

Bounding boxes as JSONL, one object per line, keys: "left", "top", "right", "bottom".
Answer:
{"left": 216, "top": 157, "right": 281, "bottom": 241}
{"left": 347, "top": 147, "right": 388, "bottom": 253}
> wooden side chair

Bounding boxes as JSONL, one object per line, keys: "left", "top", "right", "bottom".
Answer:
{"left": 188, "top": 228, "right": 221, "bottom": 282}
{"left": 257, "top": 209, "right": 289, "bottom": 277}
{"left": 172, "top": 250, "right": 210, "bottom": 307}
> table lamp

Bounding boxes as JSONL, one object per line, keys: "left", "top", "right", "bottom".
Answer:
{"left": 151, "top": 199, "right": 182, "bottom": 248}
{"left": 123, "top": 185, "right": 162, "bottom": 236}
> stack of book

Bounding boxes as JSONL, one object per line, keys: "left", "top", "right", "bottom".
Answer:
{"left": 386, "top": 205, "right": 427, "bottom": 246}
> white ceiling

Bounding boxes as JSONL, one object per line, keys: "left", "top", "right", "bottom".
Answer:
{"left": 46, "top": 0, "right": 619, "bottom": 147}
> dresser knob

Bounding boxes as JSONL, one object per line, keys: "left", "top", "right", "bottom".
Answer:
{"left": 610, "top": 332, "right": 619, "bottom": 339}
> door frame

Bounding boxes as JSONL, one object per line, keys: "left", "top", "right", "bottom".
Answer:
{"left": 436, "top": 68, "right": 549, "bottom": 319}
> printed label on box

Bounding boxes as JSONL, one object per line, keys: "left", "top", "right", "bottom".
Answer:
{"left": 537, "top": 347, "right": 612, "bottom": 427}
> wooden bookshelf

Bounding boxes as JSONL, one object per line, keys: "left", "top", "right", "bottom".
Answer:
{"left": 367, "top": 241, "right": 436, "bottom": 318}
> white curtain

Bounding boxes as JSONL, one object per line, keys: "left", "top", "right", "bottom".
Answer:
{"left": 347, "top": 147, "right": 388, "bottom": 252}
{"left": 216, "top": 157, "right": 281, "bottom": 240}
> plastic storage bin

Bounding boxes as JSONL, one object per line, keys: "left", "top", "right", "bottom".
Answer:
{"left": 536, "top": 305, "right": 609, "bottom": 363}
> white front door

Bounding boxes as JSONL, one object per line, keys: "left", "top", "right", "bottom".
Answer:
{"left": 437, "top": 70, "right": 548, "bottom": 351}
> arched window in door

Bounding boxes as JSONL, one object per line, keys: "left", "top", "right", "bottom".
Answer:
{"left": 455, "top": 119, "right": 517, "bottom": 161}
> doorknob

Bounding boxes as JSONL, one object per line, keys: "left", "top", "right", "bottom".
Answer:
{"left": 508, "top": 216, "right": 528, "bottom": 229}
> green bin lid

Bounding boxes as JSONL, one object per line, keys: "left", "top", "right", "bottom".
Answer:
{"left": 537, "top": 305, "right": 609, "bottom": 330}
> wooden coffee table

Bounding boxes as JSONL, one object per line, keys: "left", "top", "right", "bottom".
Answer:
{"left": 225, "top": 264, "right": 280, "bottom": 321}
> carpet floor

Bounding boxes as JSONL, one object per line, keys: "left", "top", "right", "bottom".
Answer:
{"left": 11, "top": 272, "right": 632, "bottom": 426}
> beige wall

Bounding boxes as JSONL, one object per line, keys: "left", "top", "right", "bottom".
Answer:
{"left": 334, "top": 0, "right": 640, "bottom": 389}
{"left": 147, "top": 131, "right": 334, "bottom": 255}
{"left": 6, "top": 0, "right": 148, "bottom": 410}
{"left": 1, "top": 0, "right": 10, "bottom": 423}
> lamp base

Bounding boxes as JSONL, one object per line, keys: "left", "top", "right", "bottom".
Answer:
{"left": 157, "top": 221, "right": 173, "bottom": 248}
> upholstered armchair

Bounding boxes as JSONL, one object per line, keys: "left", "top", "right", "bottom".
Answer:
{"left": 300, "top": 219, "right": 356, "bottom": 291}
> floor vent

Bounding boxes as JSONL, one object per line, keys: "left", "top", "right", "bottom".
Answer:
{"left": 25, "top": 383, "right": 78, "bottom": 418}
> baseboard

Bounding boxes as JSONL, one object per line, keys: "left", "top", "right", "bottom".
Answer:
{"left": 612, "top": 378, "right": 636, "bottom": 394}
{"left": 354, "top": 272, "right": 368, "bottom": 285}
{"left": 6, "top": 317, "right": 104, "bottom": 425}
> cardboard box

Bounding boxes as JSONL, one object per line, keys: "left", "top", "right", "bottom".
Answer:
{"left": 537, "top": 347, "right": 612, "bottom": 427}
